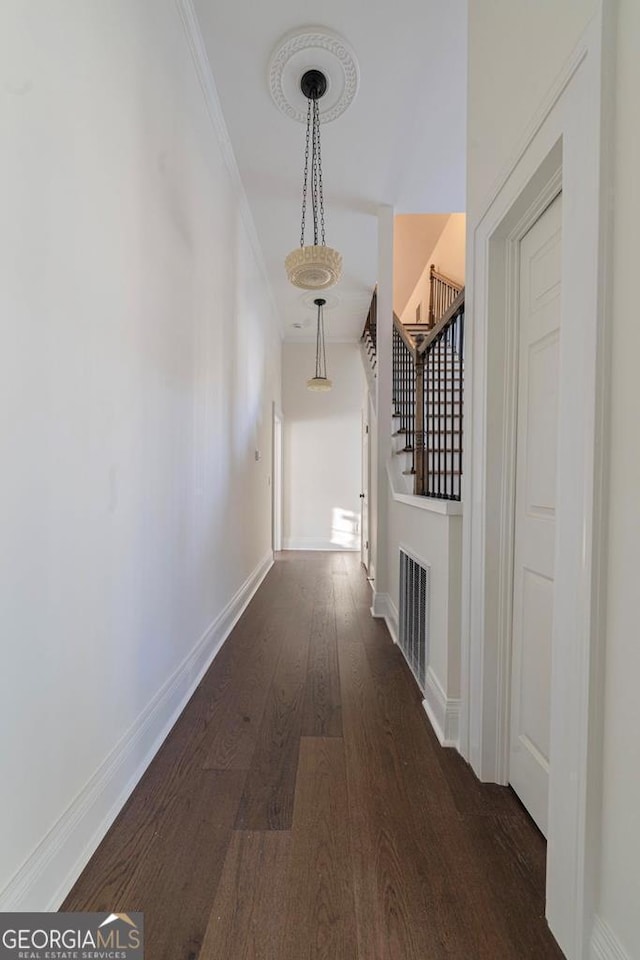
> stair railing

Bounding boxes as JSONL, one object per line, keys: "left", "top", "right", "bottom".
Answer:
{"left": 362, "top": 282, "right": 465, "bottom": 501}
{"left": 392, "top": 315, "right": 419, "bottom": 477}
{"left": 415, "top": 291, "right": 465, "bottom": 499}
{"left": 361, "top": 289, "right": 377, "bottom": 372}
{"left": 428, "top": 265, "right": 463, "bottom": 328}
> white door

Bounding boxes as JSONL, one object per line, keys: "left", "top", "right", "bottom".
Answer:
{"left": 360, "top": 412, "right": 370, "bottom": 571}
{"left": 509, "top": 193, "right": 562, "bottom": 837}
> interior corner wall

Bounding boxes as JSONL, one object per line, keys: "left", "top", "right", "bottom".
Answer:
{"left": 385, "top": 496, "right": 462, "bottom": 707}
{"left": 282, "top": 342, "right": 364, "bottom": 551}
{"left": 467, "top": 2, "right": 640, "bottom": 958}
{"left": 400, "top": 213, "right": 466, "bottom": 326}
{"left": 0, "top": 0, "right": 281, "bottom": 909}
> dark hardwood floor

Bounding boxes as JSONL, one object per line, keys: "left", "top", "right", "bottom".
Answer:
{"left": 62, "top": 552, "right": 564, "bottom": 960}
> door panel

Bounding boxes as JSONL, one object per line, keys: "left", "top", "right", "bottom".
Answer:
{"left": 509, "top": 193, "right": 562, "bottom": 837}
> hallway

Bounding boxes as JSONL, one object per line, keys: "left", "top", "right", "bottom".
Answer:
{"left": 63, "top": 552, "right": 564, "bottom": 959}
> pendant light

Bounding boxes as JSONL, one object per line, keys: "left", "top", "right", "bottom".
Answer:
{"left": 285, "top": 70, "right": 342, "bottom": 291}
{"left": 306, "top": 298, "right": 332, "bottom": 391}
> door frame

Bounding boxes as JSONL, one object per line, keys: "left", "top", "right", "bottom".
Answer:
{"left": 459, "top": 7, "right": 614, "bottom": 958}
{"left": 360, "top": 410, "right": 370, "bottom": 570}
{"left": 272, "top": 406, "right": 283, "bottom": 553}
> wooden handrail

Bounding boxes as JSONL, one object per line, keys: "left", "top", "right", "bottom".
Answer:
{"left": 430, "top": 264, "right": 463, "bottom": 292}
{"left": 393, "top": 312, "right": 417, "bottom": 359}
{"left": 416, "top": 289, "right": 465, "bottom": 356}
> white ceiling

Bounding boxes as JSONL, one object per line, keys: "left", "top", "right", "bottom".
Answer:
{"left": 193, "top": 0, "right": 467, "bottom": 342}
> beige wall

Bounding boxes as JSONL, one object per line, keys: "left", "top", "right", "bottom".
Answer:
{"left": 400, "top": 213, "right": 465, "bottom": 326}
{"left": 467, "top": 1, "right": 640, "bottom": 957}
{"left": 393, "top": 214, "right": 449, "bottom": 317}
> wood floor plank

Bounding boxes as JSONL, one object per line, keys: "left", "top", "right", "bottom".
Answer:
{"left": 234, "top": 602, "right": 312, "bottom": 830}
{"left": 201, "top": 616, "right": 284, "bottom": 770}
{"left": 301, "top": 597, "right": 342, "bottom": 737}
{"left": 281, "top": 737, "right": 357, "bottom": 960}
{"left": 63, "top": 769, "right": 246, "bottom": 960}
{"left": 199, "top": 831, "right": 292, "bottom": 960}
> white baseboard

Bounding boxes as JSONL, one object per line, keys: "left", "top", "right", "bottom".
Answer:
{"left": 283, "top": 537, "right": 359, "bottom": 552}
{"left": 591, "top": 916, "right": 632, "bottom": 960}
{"left": 422, "top": 666, "right": 460, "bottom": 748}
{"left": 0, "top": 551, "right": 273, "bottom": 912}
{"left": 370, "top": 592, "right": 399, "bottom": 645}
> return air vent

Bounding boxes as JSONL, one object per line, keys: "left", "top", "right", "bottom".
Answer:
{"left": 398, "top": 549, "right": 430, "bottom": 693}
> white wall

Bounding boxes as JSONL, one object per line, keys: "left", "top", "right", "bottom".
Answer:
{"left": 0, "top": 0, "right": 280, "bottom": 909}
{"left": 467, "top": 0, "right": 599, "bottom": 215}
{"left": 282, "top": 342, "right": 363, "bottom": 551}
{"left": 467, "top": 2, "right": 640, "bottom": 958}
{"left": 599, "top": 2, "right": 640, "bottom": 956}
{"left": 400, "top": 213, "right": 466, "bottom": 325}
{"left": 385, "top": 493, "right": 462, "bottom": 743}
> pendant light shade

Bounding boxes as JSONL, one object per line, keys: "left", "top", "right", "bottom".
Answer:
{"left": 306, "top": 298, "right": 332, "bottom": 391}
{"left": 286, "top": 245, "right": 342, "bottom": 291}
{"left": 285, "top": 70, "right": 342, "bottom": 291}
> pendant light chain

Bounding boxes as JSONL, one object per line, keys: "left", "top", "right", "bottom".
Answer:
{"left": 285, "top": 69, "right": 341, "bottom": 292}
{"left": 315, "top": 301, "right": 322, "bottom": 379}
{"left": 315, "top": 99, "right": 326, "bottom": 246}
{"left": 300, "top": 99, "right": 311, "bottom": 248}
{"left": 320, "top": 301, "right": 327, "bottom": 377}
{"left": 299, "top": 96, "right": 327, "bottom": 249}
{"left": 313, "top": 301, "right": 328, "bottom": 379}
{"left": 311, "top": 99, "right": 319, "bottom": 246}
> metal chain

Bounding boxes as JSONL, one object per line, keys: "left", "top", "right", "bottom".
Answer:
{"left": 300, "top": 99, "right": 311, "bottom": 248}
{"left": 315, "top": 100, "right": 326, "bottom": 245}
{"left": 300, "top": 96, "right": 327, "bottom": 248}
{"left": 311, "top": 99, "right": 319, "bottom": 246}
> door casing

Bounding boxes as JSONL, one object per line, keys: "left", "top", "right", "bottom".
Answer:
{"left": 459, "top": 8, "right": 615, "bottom": 956}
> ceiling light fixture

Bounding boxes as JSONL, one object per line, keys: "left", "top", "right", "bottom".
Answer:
{"left": 306, "top": 298, "right": 332, "bottom": 391}
{"left": 285, "top": 70, "right": 342, "bottom": 291}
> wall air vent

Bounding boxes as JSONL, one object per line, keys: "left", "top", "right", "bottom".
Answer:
{"left": 398, "top": 548, "right": 430, "bottom": 694}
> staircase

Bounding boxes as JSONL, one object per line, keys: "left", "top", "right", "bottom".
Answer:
{"left": 362, "top": 267, "right": 465, "bottom": 501}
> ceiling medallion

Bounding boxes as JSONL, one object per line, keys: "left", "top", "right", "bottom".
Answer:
{"left": 268, "top": 27, "right": 360, "bottom": 124}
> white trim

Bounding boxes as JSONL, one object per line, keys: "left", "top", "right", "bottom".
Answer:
{"left": 422, "top": 667, "right": 460, "bottom": 748}
{"left": 590, "top": 917, "right": 632, "bottom": 960}
{"left": 283, "top": 538, "right": 359, "bottom": 552}
{"left": 386, "top": 460, "right": 463, "bottom": 515}
{"left": 370, "top": 591, "right": 399, "bottom": 645}
{"left": 174, "top": 0, "right": 282, "bottom": 344}
{"left": 460, "top": 8, "right": 613, "bottom": 958}
{"left": 0, "top": 551, "right": 273, "bottom": 912}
